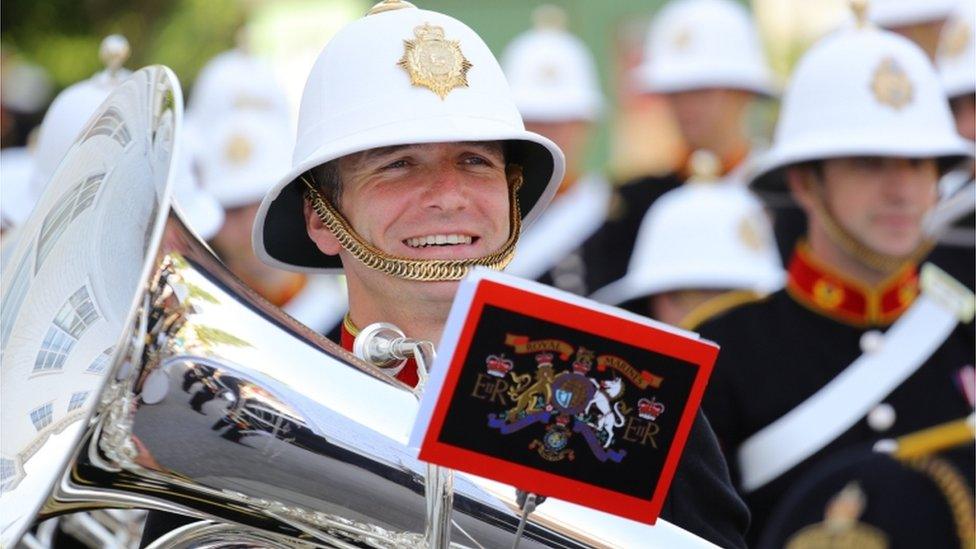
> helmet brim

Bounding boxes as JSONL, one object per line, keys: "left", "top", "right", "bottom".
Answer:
{"left": 750, "top": 131, "right": 975, "bottom": 194}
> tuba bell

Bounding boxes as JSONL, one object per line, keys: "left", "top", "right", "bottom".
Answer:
{"left": 0, "top": 66, "right": 712, "bottom": 548}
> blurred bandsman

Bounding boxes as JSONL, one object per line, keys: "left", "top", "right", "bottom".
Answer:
{"left": 937, "top": 0, "right": 976, "bottom": 143}
{"left": 499, "top": 5, "right": 608, "bottom": 295}
{"left": 586, "top": 0, "right": 776, "bottom": 291}
{"left": 188, "top": 47, "right": 347, "bottom": 333}
{"left": 869, "top": 0, "right": 958, "bottom": 58}
{"left": 696, "top": 3, "right": 975, "bottom": 543}
{"left": 927, "top": 0, "right": 976, "bottom": 290}
{"left": 591, "top": 151, "right": 784, "bottom": 329}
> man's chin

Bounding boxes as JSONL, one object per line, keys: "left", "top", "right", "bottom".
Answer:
{"left": 865, "top": 236, "right": 925, "bottom": 260}
{"left": 413, "top": 279, "right": 462, "bottom": 303}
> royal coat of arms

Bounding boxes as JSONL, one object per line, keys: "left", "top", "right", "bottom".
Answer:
{"left": 480, "top": 337, "right": 667, "bottom": 465}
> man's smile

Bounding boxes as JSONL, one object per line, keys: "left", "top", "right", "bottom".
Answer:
{"left": 404, "top": 233, "right": 477, "bottom": 248}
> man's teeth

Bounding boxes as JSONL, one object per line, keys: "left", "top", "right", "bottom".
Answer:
{"left": 406, "top": 234, "right": 474, "bottom": 248}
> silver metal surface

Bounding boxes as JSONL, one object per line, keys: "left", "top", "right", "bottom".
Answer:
{"left": 0, "top": 64, "right": 714, "bottom": 549}
{"left": 352, "top": 322, "right": 409, "bottom": 374}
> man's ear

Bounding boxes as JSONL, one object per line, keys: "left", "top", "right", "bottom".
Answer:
{"left": 785, "top": 166, "right": 818, "bottom": 217}
{"left": 304, "top": 197, "right": 342, "bottom": 256}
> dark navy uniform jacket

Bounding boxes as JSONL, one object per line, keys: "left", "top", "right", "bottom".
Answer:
{"left": 697, "top": 243, "right": 975, "bottom": 544}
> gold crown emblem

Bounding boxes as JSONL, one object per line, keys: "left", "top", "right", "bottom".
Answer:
{"left": 738, "top": 217, "right": 764, "bottom": 252}
{"left": 537, "top": 63, "right": 561, "bottom": 84}
{"left": 672, "top": 27, "right": 693, "bottom": 51}
{"left": 224, "top": 133, "right": 253, "bottom": 165}
{"left": 871, "top": 57, "right": 914, "bottom": 110}
{"left": 398, "top": 22, "right": 473, "bottom": 99}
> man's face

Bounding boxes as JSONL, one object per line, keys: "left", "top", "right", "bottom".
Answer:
{"left": 305, "top": 141, "right": 511, "bottom": 301}
{"left": 950, "top": 94, "right": 976, "bottom": 142}
{"left": 791, "top": 157, "right": 939, "bottom": 258}
{"left": 666, "top": 88, "right": 753, "bottom": 151}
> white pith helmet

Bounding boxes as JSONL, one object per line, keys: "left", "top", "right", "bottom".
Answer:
{"left": 187, "top": 49, "right": 292, "bottom": 129}
{"left": 195, "top": 111, "right": 293, "bottom": 209}
{"left": 30, "top": 36, "right": 225, "bottom": 240}
{"left": 591, "top": 155, "right": 784, "bottom": 307}
{"left": 253, "top": 1, "right": 566, "bottom": 274}
{"left": 634, "top": 0, "right": 775, "bottom": 96}
{"left": 936, "top": 0, "right": 976, "bottom": 99}
{"left": 869, "top": 0, "right": 957, "bottom": 27}
{"left": 751, "top": 21, "right": 972, "bottom": 191}
{"left": 500, "top": 5, "right": 603, "bottom": 122}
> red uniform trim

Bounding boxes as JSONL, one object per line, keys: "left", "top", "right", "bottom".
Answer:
{"left": 786, "top": 242, "right": 918, "bottom": 327}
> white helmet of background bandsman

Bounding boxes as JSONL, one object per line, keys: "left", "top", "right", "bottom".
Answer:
{"left": 936, "top": 0, "right": 976, "bottom": 99}
{"left": 751, "top": 15, "right": 972, "bottom": 191}
{"left": 500, "top": 5, "right": 603, "bottom": 122}
{"left": 28, "top": 36, "right": 225, "bottom": 239}
{"left": 634, "top": 0, "right": 775, "bottom": 96}
{"left": 186, "top": 49, "right": 292, "bottom": 130}
{"left": 253, "top": 0, "right": 566, "bottom": 273}
{"left": 188, "top": 49, "right": 294, "bottom": 209}
{"left": 591, "top": 153, "right": 783, "bottom": 307}
{"left": 868, "top": 0, "right": 957, "bottom": 27}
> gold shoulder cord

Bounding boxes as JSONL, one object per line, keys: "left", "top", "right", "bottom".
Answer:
{"left": 900, "top": 456, "right": 975, "bottom": 549}
{"left": 302, "top": 165, "right": 524, "bottom": 282}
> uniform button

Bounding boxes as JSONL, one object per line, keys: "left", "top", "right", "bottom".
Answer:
{"left": 867, "top": 403, "right": 896, "bottom": 432}
{"left": 859, "top": 330, "right": 885, "bottom": 354}
{"left": 873, "top": 439, "right": 898, "bottom": 454}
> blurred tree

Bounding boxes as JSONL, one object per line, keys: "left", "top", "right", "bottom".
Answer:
{"left": 2, "top": 0, "right": 244, "bottom": 93}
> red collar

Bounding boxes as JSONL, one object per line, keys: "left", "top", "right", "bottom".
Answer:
{"left": 340, "top": 314, "right": 420, "bottom": 388}
{"left": 786, "top": 243, "right": 919, "bottom": 327}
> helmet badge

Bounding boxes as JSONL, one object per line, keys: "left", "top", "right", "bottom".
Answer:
{"left": 224, "top": 133, "right": 253, "bottom": 165}
{"left": 671, "top": 27, "right": 692, "bottom": 52}
{"left": 870, "top": 56, "right": 914, "bottom": 110}
{"left": 398, "top": 23, "right": 473, "bottom": 99}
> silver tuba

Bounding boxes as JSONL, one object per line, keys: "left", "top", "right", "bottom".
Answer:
{"left": 0, "top": 66, "right": 712, "bottom": 548}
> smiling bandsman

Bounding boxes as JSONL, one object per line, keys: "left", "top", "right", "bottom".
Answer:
{"left": 249, "top": 1, "right": 749, "bottom": 546}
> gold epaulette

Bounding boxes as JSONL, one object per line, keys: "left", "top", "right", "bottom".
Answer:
{"left": 679, "top": 290, "right": 767, "bottom": 331}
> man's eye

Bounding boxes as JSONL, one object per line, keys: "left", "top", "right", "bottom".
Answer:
{"left": 382, "top": 159, "right": 410, "bottom": 170}
{"left": 462, "top": 155, "right": 491, "bottom": 166}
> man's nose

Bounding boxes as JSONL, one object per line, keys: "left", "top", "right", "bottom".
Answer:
{"left": 879, "top": 161, "right": 924, "bottom": 202}
{"left": 422, "top": 165, "right": 469, "bottom": 211}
